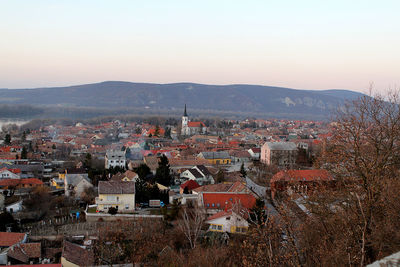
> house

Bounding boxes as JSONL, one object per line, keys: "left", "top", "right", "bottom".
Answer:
{"left": 0, "top": 232, "right": 27, "bottom": 248}
{"left": 5, "top": 200, "right": 23, "bottom": 214}
{"left": 205, "top": 210, "right": 249, "bottom": 234}
{"left": 111, "top": 170, "right": 138, "bottom": 182}
{"left": 105, "top": 149, "right": 126, "bottom": 169}
{"left": 199, "top": 192, "right": 256, "bottom": 215}
{"left": 6, "top": 243, "right": 42, "bottom": 265}
{"left": 0, "top": 178, "right": 43, "bottom": 189}
{"left": 0, "top": 232, "right": 27, "bottom": 265}
{"left": 61, "top": 241, "right": 94, "bottom": 267}
{"left": 0, "top": 168, "right": 20, "bottom": 179}
{"left": 181, "top": 105, "right": 207, "bottom": 136}
{"left": 261, "top": 142, "right": 298, "bottom": 168}
{"left": 179, "top": 165, "right": 214, "bottom": 185}
{"left": 193, "top": 181, "right": 254, "bottom": 195}
{"left": 143, "top": 156, "right": 159, "bottom": 174}
{"left": 64, "top": 173, "right": 93, "bottom": 198}
{"left": 230, "top": 150, "right": 252, "bottom": 163}
{"left": 270, "top": 169, "right": 335, "bottom": 199}
{"left": 96, "top": 180, "right": 135, "bottom": 213}
{"left": 179, "top": 180, "right": 200, "bottom": 194}
{"left": 248, "top": 147, "right": 261, "bottom": 160}
{"left": 50, "top": 178, "right": 64, "bottom": 189}
{"left": 0, "top": 164, "right": 44, "bottom": 179}
{"left": 197, "top": 151, "right": 231, "bottom": 165}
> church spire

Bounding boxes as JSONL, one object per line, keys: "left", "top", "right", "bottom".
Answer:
{"left": 184, "top": 104, "right": 188, "bottom": 117}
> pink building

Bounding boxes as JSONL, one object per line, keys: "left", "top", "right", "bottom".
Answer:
{"left": 260, "top": 142, "right": 298, "bottom": 168}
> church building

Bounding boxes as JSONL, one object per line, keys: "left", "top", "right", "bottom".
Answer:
{"left": 181, "top": 105, "right": 207, "bottom": 136}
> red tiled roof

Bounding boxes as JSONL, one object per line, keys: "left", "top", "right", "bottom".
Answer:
{"left": 250, "top": 148, "right": 261, "bottom": 153}
{"left": 193, "top": 183, "right": 233, "bottom": 193}
{"left": 271, "top": 169, "right": 333, "bottom": 183}
{"left": 0, "top": 232, "right": 26, "bottom": 247}
{"left": 0, "top": 178, "right": 43, "bottom": 187}
{"left": 20, "top": 243, "right": 41, "bottom": 258}
{"left": 188, "top": 121, "right": 205, "bottom": 128}
{"left": 180, "top": 180, "right": 200, "bottom": 190}
{"left": 201, "top": 192, "right": 256, "bottom": 211}
{"left": 147, "top": 128, "right": 165, "bottom": 136}
{"left": 206, "top": 210, "right": 232, "bottom": 221}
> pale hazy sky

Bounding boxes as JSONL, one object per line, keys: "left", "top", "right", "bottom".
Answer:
{"left": 0, "top": 0, "right": 399, "bottom": 92}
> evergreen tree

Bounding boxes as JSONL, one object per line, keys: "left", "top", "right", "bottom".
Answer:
{"left": 135, "top": 164, "right": 151, "bottom": 180}
{"left": 154, "top": 125, "right": 160, "bottom": 137}
{"left": 164, "top": 127, "right": 171, "bottom": 139}
{"left": 240, "top": 163, "right": 247, "bottom": 178}
{"left": 21, "top": 146, "right": 27, "bottom": 159}
{"left": 4, "top": 134, "right": 11, "bottom": 145}
{"left": 84, "top": 153, "right": 92, "bottom": 169}
{"left": 155, "top": 155, "right": 172, "bottom": 186}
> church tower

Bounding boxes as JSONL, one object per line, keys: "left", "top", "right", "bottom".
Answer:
{"left": 181, "top": 104, "right": 189, "bottom": 135}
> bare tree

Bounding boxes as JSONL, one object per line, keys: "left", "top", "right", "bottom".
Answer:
{"left": 177, "top": 206, "right": 205, "bottom": 249}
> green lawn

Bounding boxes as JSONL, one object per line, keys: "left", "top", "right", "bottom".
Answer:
{"left": 87, "top": 206, "right": 97, "bottom": 213}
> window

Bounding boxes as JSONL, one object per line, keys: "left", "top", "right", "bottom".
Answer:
{"left": 226, "top": 216, "right": 230, "bottom": 220}
{"left": 125, "top": 205, "right": 129, "bottom": 209}
{"left": 107, "top": 196, "right": 116, "bottom": 201}
{"left": 211, "top": 225, "right": 217, "bottom": 229}
{"left": 212, "top": 203, "right": 215, "bottom": 207}
{"left": 206, "top": 203, "right": 210, "bottom": 207}
{"left": 217, "top": 225, "right": 222, "bottom": 230}
{"left": 236, "top": 227, "right": 247, "bottom": 233}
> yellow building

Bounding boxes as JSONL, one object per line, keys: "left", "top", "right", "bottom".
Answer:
{"left": 96, "top": 180, "right": 135, "bottom": 213}
{"left": 51, "top": 170, "right": 67, "bottom": 189}
{"left": 198, "top": 151, "right": 232, "bottom": 165}
{"left": 206, "top": 210, "right": 248, "bottom": 234}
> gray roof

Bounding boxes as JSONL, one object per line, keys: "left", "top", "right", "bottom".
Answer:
{"left": 65, "top": 173, "right": 91, "bottom": 186}
{"left": 0, "top": 164, "right": 44, "bottom": 172}
{"left": 106, "top": 150, "right": 126, "bottom": 159}
{"left": 98, "top": 180, "right": 135, "bottom": 194}
{"left": 188, "top": 168, "right": 204, "bottom": 179}
{"left": 264, "top": 142, "right": 298, "bottom": 151}
{"left": 200, "top": 151, "right": 230, "bottom": 159}
{"left": 196, "top": 165, "right": 211, "bottom": 176}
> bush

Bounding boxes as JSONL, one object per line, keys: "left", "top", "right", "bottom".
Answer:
{"left": 108, "top": 207, "right": 118, "bottom": 215}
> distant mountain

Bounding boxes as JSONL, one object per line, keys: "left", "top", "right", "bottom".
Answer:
{"left": 0, "top": 81, "right": 365, "bottom": 120}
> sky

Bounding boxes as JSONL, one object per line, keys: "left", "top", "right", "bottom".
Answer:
{"left": 0, "top": 0, "right": 399, "bottom": 93}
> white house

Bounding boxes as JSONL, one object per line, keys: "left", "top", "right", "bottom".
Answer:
{"left": 247, "top": 147, "right": 261, "bottom": 160}
{"left": 180, "top": 165, "right": 214, "bottom": 185}
{"left": 205, "top": 210, "right": 249, "bottom": 234}
{"left": 0, "top": 168, "right": 20, "bottom": 180}
{"left": 105, "top": 150, "right": 126, "bottom": 169}
{"left": 5, "top": 200, "right": 23, "bottom": 214}
{"left": 64, "top": 173, "right": 93, "bottom": 198}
